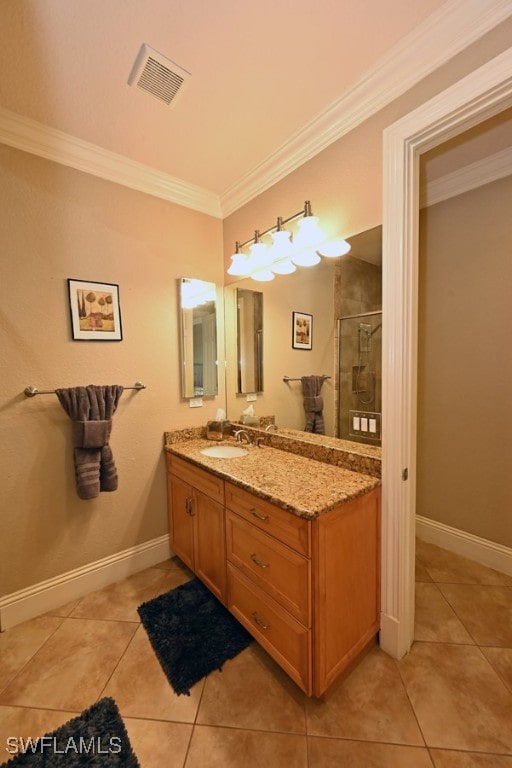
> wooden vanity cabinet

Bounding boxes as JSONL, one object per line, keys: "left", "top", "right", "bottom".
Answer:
{"left": 225, "top": 481, "right": 381, "bottom": 698}
{"left": 167, "top": 455, "right": 226, "bottom": 604}
{"left": 166, "top": 451, "right": 380, "bottom": 698}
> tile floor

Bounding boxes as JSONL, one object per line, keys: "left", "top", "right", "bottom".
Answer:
{"left": 1, "top": 540, "right": 512, "bottom": 767}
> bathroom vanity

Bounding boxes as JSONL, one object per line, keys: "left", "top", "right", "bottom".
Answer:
{"left": 165, "top": 429, "right": 381, "bottom": 698}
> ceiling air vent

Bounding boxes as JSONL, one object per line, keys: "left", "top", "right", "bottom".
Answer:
{"left": 128, "top": 44, "right": 191, "bottom": 107}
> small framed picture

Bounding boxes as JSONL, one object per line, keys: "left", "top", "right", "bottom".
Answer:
{"left": 292, "top": 311, "right": 312, "bottom": 350}
{"left": 67, "top": 279, "right": 123, "bottom": 341}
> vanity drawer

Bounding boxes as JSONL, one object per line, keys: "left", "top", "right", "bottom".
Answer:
{"left": 227, "top": 564, "right": 311, "bottom": 695}
{"left": 225, "top": 482, "right": 310, "bottom": 556}
{"left": 226, "top": 511, "right": 311, "bottom": 626}
{"left": 167, "top": 454, "right": 224, "bottom": 504}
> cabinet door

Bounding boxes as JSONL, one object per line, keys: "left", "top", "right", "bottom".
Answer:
{"left": 168, "top": 474, "right": 194, "bottom": 570}
{"left": 313, "top": 487, "right": 381, "bottom": 697}
{"left": 194, "top": 489, "right": 226, "bottom": 604}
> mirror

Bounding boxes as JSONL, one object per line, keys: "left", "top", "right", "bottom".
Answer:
{"left": 236, "top": 288, "right": 263, "bottom": 393}
{"left": 224, "top": 226, "right": 382, "bottom": 441}
{"left": 179, "top": 278, "right": 218, "bottom": 399}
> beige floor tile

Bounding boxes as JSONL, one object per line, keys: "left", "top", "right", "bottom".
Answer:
{"left": 45, "top": 598, "right": 82, "bottom": 617}
{"left": 0, "top": 705, "right": 79, "bottom": 759}
{"left": 152, "top": 556, "right": 193, "bottom": 576}
{"left": 414, "top": 582, "right": 474, "bottom": 644}
{"left": 308, "top": 736, "right": 435, "bottom": 767}
{"left": 416, "top": 559, "right": 434, "bottom": 582}
{"left": 398, "top": 642, "right": 512, "bottom": 753}
{"left": 416, "top": 541, "right": 512, "bottom": 586}
{"left": 123, "top": 717, "right": 192, "bottom": 768}
{"left": 102, "top": 625, "right": 203, "bottom": 722}
{"left": 438, "top": 584, "right": 512, "bottom": 646}
{"left": 0, "top": 618, "right": 137, "bottom": 711}
{"left": 0, "top": 615, "right": 63, "bottom": 693}
{"left": 480, "top": 647, "right": 512, "bottom": 694}
{"left": 69, "top": 566, "right": 188, "bottom": 623}
{"left": 197, "top": 644, "right": 307, "bottom": 734}
{"left": 430, "top": 750, "right": 512, "bottom": 767}
{"left": 306, "top": 647, "right": 424, "bottom": 745}
{"left": 185, "top": 724, "right": 308, "bottom": 768}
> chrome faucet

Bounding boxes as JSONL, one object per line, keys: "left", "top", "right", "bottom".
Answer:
{"left": 264, "top": 423, "right": 278, "bottom": 432}
{"left": 234, "top": 429, "right": 251, "bottom": 444}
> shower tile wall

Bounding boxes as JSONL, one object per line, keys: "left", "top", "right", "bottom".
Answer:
{"left": 334, "top": 256, "right": 382, "bottom": 444}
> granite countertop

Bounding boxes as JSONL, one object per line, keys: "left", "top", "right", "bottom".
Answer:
{"left": 165, "top": 437, "right": 380, "bottom": 520}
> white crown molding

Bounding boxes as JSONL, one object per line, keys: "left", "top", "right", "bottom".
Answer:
{"left": 0, "top": 0, "right": 509, "bottom": 219}
{"left": 220, "top": 0, "right": 512, "bottom": 216}
{"left": 0, "top": 107, "right": 222, "bottom": 218}
{"left": 421, "top": 146, "right": 512, "bottom": 207}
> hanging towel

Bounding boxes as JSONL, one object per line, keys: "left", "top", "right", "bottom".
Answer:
{"left": 56, "top": 385, "right": 124, "bottom": 500}
{"left": 301, "top": 375, "right": 327, "bottom": 435}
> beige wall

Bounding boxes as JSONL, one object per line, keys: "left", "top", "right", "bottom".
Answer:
{"left": 417, "top": 175, "right": 512, "bottom": 548}
{"left": 2, "top": 17, "right": 511, "bottom": 599}
{"left": 0, "top": 146, "right": 224, "bottom": 595}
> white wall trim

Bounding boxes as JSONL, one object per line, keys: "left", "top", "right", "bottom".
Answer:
{"left": 0, "top": 108, "right": 222, "bottom": 218}
{"left": 420, "top": 146, "right": 512, "bottom": 208}
{"left": 220, "top": 0, "right": 512, "bottom": 215}
{"left": 381, "top": 47, "right": 512, "bottom": 659}
{"left": 0, "top": 1, "right": 509, "bottom": 218}
{"left": 416, "top": 515, "right": 512, "bottom": 576}
{"left": 0, "top": 536, "right": 172, "bottom": 631}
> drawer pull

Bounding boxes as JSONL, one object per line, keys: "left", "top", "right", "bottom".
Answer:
{"left": 250, "top": 508, "right": 269, "bottom": 522}
{"left": 250, "top": 553, "right": 269, "bottom": 569}
{"left": 251, "top": 611, "right": 269, "bottom": 630}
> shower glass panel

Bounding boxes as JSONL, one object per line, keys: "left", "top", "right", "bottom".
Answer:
{"left": 338, "top": 311, "right": 382, "bottom": 446}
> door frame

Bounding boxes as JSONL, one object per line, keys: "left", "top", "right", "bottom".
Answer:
{"left": 380, "top": 47, "right": 512, "bottom": 658}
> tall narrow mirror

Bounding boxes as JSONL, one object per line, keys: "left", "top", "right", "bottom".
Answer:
{"left": 236, "top": 288, "right": 263, "bottom": 394}
{"left": 179, "top": 278, "right": 218, "bottom": 398}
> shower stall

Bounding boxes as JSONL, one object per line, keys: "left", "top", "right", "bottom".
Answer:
{"left": 338, "top": 311, "right": 382, "bottom": 446}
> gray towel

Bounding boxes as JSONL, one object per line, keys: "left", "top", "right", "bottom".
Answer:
{"left": 301, "top": 376, "right": 327, "bottom": 435}
{"left": 56, "top": 385, "right": 124, "bottom": 500}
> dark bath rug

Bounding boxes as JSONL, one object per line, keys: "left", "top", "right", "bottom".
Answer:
{"left": 0, "top": 697, "right": 139, "bottom": 767}
{"left": 137, "top": 577, "right": 252, "bottom": 695}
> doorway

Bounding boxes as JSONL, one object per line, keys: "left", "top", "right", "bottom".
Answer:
{"left": 380, "top": 48, "right": 512, "bottom": 659}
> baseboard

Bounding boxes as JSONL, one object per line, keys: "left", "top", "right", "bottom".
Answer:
{"left": 0, "top": 536, "right": 173, "bottom": 631}
{"left": 416, "top": 516, "right": 512, "bottom": 577}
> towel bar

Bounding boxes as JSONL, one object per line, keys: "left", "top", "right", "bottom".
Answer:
{"left": 24, "top": 381, "right": 146, "bottom": 397}
{"left": 282, "top": 375, "right": 331, "bottom": 383}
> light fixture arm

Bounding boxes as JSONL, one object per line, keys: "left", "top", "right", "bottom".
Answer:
{"left": 237, "top": 203, "right": 311, "bottom": 250}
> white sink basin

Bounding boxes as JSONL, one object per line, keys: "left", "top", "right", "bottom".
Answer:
{"left": 200, "top": 444, "right": 248, "bottom": 459}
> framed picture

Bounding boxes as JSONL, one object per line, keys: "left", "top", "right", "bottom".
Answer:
{"left": 67, "top": 279, "right": 123, "bottom": 341}
{"left": 292, "top": 311, "right": 312, "bottom": 350}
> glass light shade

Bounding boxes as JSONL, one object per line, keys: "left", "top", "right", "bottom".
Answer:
{"left": 251, "top": 268, "right": 275, "bottom": 282}
{"left": 291, "top": 249, "right": 321, "bottom": 267}
{"left": 227, "top": 253, "right": 249, "bottom": 276}
{"left": 293, "top": 215, "right": 327, "bottom": 251}
{"left": 272, "top": 259, "right": 296, "bottom": 274}
{"left": 317, "top": 238, "right": 352, "bottom": 257}
{"left": 246, "top": 241, "right": 270, "bottom": 273}
{"left": 268, "top": 230, "right": 292, "bottom": 260}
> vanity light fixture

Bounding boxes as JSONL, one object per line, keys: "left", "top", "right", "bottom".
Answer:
{"left": 227, "top": 200, "right": 351, "bottom": 282}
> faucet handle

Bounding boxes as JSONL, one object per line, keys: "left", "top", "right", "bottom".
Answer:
{"left": 234, "top": 429, "right": 251, "bottom": 444}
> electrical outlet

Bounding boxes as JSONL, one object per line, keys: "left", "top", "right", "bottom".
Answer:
{"left": 189, "top": 397, "right": 203, "bottom": 408}
{"left": 246, "top": 393, "right": 257, "bottom": 402}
